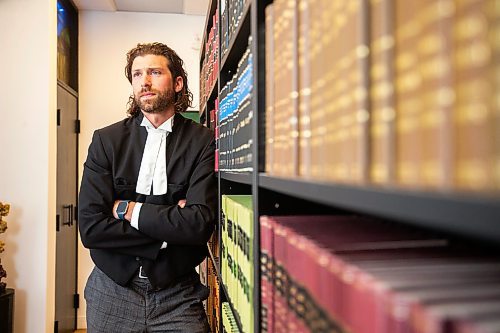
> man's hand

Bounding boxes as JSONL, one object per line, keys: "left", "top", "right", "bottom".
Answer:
{"left": 112, "top": 200, "right": 121, "bottom": 219}
{"left": 177, "top": 199, "right": 186, "bottom": 208}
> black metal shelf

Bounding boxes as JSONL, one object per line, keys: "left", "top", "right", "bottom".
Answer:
{"left": 259, "top": 173, "right": 500, "bottom": 244}
{"left": 220, "top": 1, "right": 252, "bottom": 83}
{"left": 220, "top": 171, "right": 253, "bottom": 185}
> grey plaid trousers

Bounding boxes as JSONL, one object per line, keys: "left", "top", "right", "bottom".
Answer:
{"left": 84, "top": 266, "right": 210, "bottom": 333}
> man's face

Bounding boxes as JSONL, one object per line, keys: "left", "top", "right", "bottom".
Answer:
{"left": 131, "top": 54, "right": 182, "bottom": 114}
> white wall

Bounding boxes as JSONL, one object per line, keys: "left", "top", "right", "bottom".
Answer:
{"left": 0, "top": 0, "right": 57, "bottom": 332}
{"left": 78, "top": 10, "right": 204, "bottom": 328}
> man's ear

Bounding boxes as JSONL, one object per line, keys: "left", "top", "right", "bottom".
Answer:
{"left": 174, "top": 76, "right": 183, "bottom": 93}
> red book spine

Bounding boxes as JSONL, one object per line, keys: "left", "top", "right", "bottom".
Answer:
{"left": 273, "top": 220, "right": 289, "bottom": 333}
{"left": 215, "top": 98, "right": 219, "bottom": 172}
{"left": 260, "top": 216, "right": 275, "bottom": 333}
{"left": 314, "top": 240, "right": 350, "bottom": 332}
{"left": 344, "top": 264, "right": 385, "bottom": 333}
{"left": 286, "top": 228, "right": 311, "bottom": 333}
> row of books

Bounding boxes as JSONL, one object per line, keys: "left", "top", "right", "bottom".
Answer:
{"left": 209, "top": 218, "right": 221, "bottom": 260}
{"left": 200, "top": 6, "right": 219, "bottom": 109}
{"left": 221, "top": 0, "right": 250, "bottom": 58}
{"left": 265, "top": 0, "right": 500, "bottom": 193}
{"left": 261, "top": 214, "right": 500, "bottom": 333}
{"left": 206, "top": 222, "right": 221, "bottom": 332}
{"left": 222, "top": 302, "right": 242, "bottom": 333}
{"left": 199, "top": 257, "right": 208, "bottom": 330}
{"left": 221, "top": 195, "right": 254, "bottom": 333}
{"left": 205, "top": 256, "right": 221, "bottom": 333}
{"left": 218, "top": 42, "right": 254, "bottom": 172}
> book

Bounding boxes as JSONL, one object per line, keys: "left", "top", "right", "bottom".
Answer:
{"left": 322, "top": 0, "right": 345, "bottom": 181}
{"left": 260, "top": 216, "right": 275, "bottom": 333}
{"left": 265, "top": 3, "right": 275, "bottom": 175}
{"left": 271, "top": 0, "right": 285, "bottom": 176}
{"left": 369, "top": 0, "right": 396, "bottom": 185}
{"left": 271, "top": 0, "right": 299, "bottom": 178}
{"left": 417, "top": 0, "right": 455, "bottom": 189}
{"left": 298, "top": 0, "right": 312, "bottom": 179}
{"left": 286, "top": 0, "right": 299, "bottom": 177}
{"left": 328, "top": 1, "right": 370, "bottom": 184}
{"left": 394, "top": 1, "right": 424, "bottom": 187}
{"left": 272, "top": 219, "right": 290, "bottom": 333}
{"left": 453, "top": 0, "right": 498, "bottom": 191}
{"left": 234, "top": 196, "right": 254, "bottom": 333}
{"left": 309, "top": 0, "right": 327, "bottom": 179}
{"left": 223, "top": 195, "right": 253, "bottom": 333}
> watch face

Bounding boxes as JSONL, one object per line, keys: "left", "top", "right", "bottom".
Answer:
{"left": 117, "top": 201, "right": 128, "bottom": 213}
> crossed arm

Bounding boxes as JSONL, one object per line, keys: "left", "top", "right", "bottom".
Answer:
{"left": 79, "top": 130, "right": 217, "bottom": 260}
{"left": 112, "top": 199, "right": 186, "bottom": 221}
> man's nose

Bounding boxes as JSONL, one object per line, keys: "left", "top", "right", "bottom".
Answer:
{"left": 140, "top": 74, "right": 152, "bottom": 87}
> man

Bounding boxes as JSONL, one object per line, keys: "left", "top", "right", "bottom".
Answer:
{"left": 79, "top": 42, "right": 216, "bottom": 333}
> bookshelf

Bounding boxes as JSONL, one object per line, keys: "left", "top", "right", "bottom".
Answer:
{"left": 199, "top": 0, "right": 219, "bottom": 125}
{"left": 220, "top": 1, "right": 251, "bottom": 73}
{"left": 220, "top": 172, "right": 253, "bottom": 185}
{"left": 259, "top": 174, "right": 500, "bottom": 244}
{"left": 199, "top": 0, "right": 500, "bottom": 332}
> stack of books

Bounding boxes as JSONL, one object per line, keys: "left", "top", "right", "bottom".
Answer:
{"left": 261, "top": 214, "right": 500, "bottom": 333}
{"left": 218, "top": 42, "right": 254, "bottom": 172}
{"left": 221, "top": 195, "right": 254, "bottom": 333}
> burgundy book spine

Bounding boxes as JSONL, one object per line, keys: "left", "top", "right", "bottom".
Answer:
{"left": 260, "top": 216, "right": 275, "bottom": 333}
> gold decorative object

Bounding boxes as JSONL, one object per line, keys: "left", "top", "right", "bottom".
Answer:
{"left": 0, "top": 201, "right": 9, "bottom": 294}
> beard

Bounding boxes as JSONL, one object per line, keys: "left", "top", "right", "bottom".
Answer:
{"left": 135, "top": 87, "right": 176, "bottom": 114}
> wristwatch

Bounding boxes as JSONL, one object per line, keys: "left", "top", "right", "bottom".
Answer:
{"left": 116, "top": 200, "right": 131, "bottom": 220}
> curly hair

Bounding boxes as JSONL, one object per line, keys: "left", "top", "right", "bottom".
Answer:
{"left": 125, "top": 42, "right": 193, "bottom": 117}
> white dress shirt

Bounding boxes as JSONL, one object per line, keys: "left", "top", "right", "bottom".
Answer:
{"left": 130, "top": 115, "right": 173, "bottom": 249}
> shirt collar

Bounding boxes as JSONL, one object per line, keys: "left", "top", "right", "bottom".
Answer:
{"left": 140, "top": 115, "right": 174, "bottom": 132}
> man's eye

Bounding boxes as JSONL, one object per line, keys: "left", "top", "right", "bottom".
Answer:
{"left": 133, "top": 72, "right": 141, "bottom": 78}
{"left": 152, "top": 70, "right": 161, "bottom": 76}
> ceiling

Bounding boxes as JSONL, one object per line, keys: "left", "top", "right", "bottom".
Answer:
{"left": 72, "top": 0, "right": 209, "bottom": 15}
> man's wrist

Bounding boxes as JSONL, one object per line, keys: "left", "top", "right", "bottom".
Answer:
{"left": 124, "top": 201, "right": 136, "bottom": 221}
{"left": 116, "top": 200, "right": 132, "bottom": 220}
